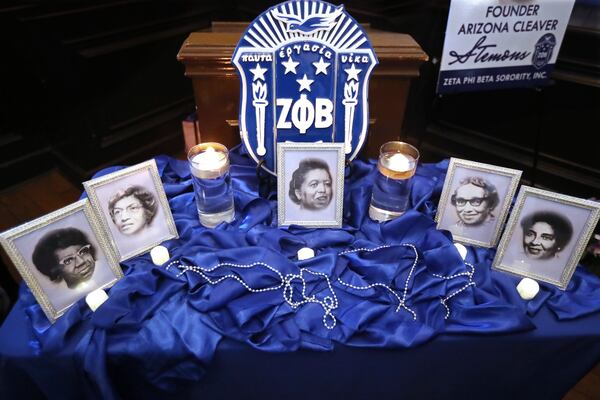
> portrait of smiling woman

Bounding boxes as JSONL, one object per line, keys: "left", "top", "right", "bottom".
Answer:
{"left": 289, "top": 158, "right": 333, "bottom": 211}
{"left": 450, "top": 176, "right": 499, "bottom": 227}
{"left": 520, "top": 211, "right": 573, "bottom": 260}
{"left": 32, "top": 227, "right": 98, "bottom": 289}
{"left": 278, "top": 143, "right": 344, "bottom": 228}
{"left": 493, "top": 186, "right": 600, "bottom": 290}
{"left": 0, "top": 200, "right": 123, "bottom": 322}
{"left": 436, "top": 158, "right": 522, "bottom": 248}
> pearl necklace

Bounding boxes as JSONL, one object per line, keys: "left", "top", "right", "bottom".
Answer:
{"left": 432, "top": 262, "right": 476, "bottom": 319}
{"left": 167, "top": 243, "right": 476, "bottom": 328}
{"left": 337, "top": 244, "right": 418, "bottom": 320}
{"left": 167, "top": 261, "right": 339, "bottom": 329}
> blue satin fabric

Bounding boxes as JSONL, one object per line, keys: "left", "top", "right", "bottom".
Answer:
{"left": 3, "top": 147, "right": 600, "bottom": 399}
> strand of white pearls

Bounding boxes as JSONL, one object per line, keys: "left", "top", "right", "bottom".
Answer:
{"left": 337, "top": 244, "right": 418, "bottom": 320}
{"left": 284, "top": 268, "right": 338, "bottom": 329}
{"left": 167, "top": 260, "right": 339, "bottom": 329}
{"left": 168, "top": 243, "right": 478, "bottom": 327}
{"left": 435, "top": 262, "right": 477, "bottom": 319}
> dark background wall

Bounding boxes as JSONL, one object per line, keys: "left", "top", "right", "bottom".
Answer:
{"left": 1, "top": 0, "right": 597, "bottom": 198}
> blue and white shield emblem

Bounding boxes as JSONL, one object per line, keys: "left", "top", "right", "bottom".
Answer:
{"left": 532, "top": 33, "right": 556, "bottom": 70}
{"left": 232, "top": 0, "right": 378, "bottom": 175}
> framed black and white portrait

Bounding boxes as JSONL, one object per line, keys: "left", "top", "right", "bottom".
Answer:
{"left": 0, "top": 200, "right": 123, "bottom": 323}
{"left": 277, "top": 142, "right": 345, "bottom": 228}
{"left": 83, "top": 159, "right": 178, "bottom": 261}
{"left": 492, "top": 186, "right": 600, "bottom": 290}
{"left": 435, "top": 158, "right": 522, "bottom": 248}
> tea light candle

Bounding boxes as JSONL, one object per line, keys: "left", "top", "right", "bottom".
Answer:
{"left": 86, "top": 288, "right": 109, "bottom": 312}
{"left": 297, "top": 247, "right": 315, "bottom": 260}
{"left": 454, "top": 242, "right": 468, "bottom": 260}
{"left": 150, "top": 245, "right": 170, "bottom": 266}
{"left": 516, "top": 278, "right": 540, "bottom": 300}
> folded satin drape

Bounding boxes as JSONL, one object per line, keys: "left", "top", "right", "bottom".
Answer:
{"left": 11, "top": 147, "right": 600, "bottom": 399}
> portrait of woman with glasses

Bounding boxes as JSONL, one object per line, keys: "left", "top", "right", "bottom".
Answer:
{"left": 436, "top": 159, "right": 522, "bottom": 248}
{"left": 108, "top": 185, "right": 158, "bottom": 236}
{"left": 0, "top": 201, "right": 123, "bottom": 321}
{"left": 450, "top": 176, "right": 499, "bottom": 228}
{"left": 83, "top": 160, "right": 178, "bottom": 261}
{"left": 32, "top": 227, "right": 99, "bottom": 289}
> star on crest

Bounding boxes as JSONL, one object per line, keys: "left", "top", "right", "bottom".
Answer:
{"left": 345, "top": 64, "right": 362, "bottom": 81}
{"left": 312, "top": 57, "right": 330, "bottom": 75}
{"left": 281, "top": 56, "right": 299, "bottom": 75}
{"left": 250, "top": 63, "right": 267, "bottom": 81}
{"left": 296, "top": 74, "right": 314, "bottom": 92}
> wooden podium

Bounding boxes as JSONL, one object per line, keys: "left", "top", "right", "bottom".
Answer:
{"left": 177, "top": 22, "right": 427, "bottom": 158}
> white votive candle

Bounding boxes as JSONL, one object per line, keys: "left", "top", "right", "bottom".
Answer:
{"left": 86, "top": 289, "right": 109, "bottom": 312}
{"left": 297, "top": 247, "right": 315, "bottom": 260}
{"left": 516, "top": 278, "right": 540, "bottom": 300}
{"left": 453, "top": 243, "right": 468, "bottom": 260}
{"left": 150, "top": 245, "right": 170, "bottom": 266}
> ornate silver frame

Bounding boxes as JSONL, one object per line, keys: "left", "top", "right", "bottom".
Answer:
{"left": 493, "top": 186, "right": 600, "bottom": 290}
{"left": 435, "top": 158, "right": 522, "bottom": 248}
{"left": 0, "top": 199, "right": 123, "bottom": 323}
{"left": 277, "top": 142, "right": 345, "bottom": 228}
{"left": 83, "top": 159, "right": 178, "bottom": 261}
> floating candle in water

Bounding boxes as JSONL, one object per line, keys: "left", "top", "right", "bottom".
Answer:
{"left": 191, "top": 146, "right": 227, "bottom": 172}
{"left": 387, "top": 153, "right": 413, "bottom": 172}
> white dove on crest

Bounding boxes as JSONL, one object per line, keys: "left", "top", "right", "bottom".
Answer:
{"left": 272, "top": 5, "right": 344, "bottom": 34}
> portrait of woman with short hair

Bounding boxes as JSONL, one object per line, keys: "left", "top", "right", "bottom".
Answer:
{"left": 277, "top": 143, "right": 344, "bottom": 228}
{"left": 436, "top": 158, "right": 522, "bottom": 248}
{"left": 493, "top": 186, "right": 600, "bottom": 290}
{"left": 0, "top": 200, "right": 122, "bottom": 322}
{"left": 288, "top": 158, "right": 333, "bottom": 212}
{"left": 520, "top": 210, "right": 573, "bottom": 260}
{"left": 84, "top": 160, "right": 178, "bottom": 261}
{"left": 108, "top": 185, "right": 158, "bottom": 236}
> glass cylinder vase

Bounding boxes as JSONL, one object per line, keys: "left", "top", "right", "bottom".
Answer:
{"left": 369, "top": 141, "right": 420, "bottom": 223}
{"left": 187, "top": 143, "right": 235, "bottom": 228}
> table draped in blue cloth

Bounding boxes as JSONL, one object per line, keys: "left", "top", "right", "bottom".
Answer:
{"left": 1, "top": 147, "right": 600, "bottom": 400}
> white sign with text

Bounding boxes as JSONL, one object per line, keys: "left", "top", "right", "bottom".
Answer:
{"left": 438, "top": 0, "right": 575, "bottom": 94}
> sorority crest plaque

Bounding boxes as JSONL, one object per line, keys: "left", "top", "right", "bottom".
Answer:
{"left": 232, "top": 0, "right": 378, "bottom": 175}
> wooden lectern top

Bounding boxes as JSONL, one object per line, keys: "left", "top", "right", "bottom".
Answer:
{"left": 178, "top": 22, "right": 428, "bottom": 77}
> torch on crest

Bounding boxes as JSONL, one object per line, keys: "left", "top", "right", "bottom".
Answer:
{"left": 232, "top": 0, "right": 378, "bottom": 175}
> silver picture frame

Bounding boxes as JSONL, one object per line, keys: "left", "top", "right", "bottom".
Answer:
{"left": 277, "top": 142, "right": 345, "bottom": 228}
{"left": 83, "top": 159, "right": 178, "bottom": 261}
{"left": 435, "top": 158, "right": 522, "bottom": 248}
{"left": 0, "top": 200, "right": 123, "bottom": 323}
{"left": 493, "top": 186, "right": 600, "bottom": 290}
